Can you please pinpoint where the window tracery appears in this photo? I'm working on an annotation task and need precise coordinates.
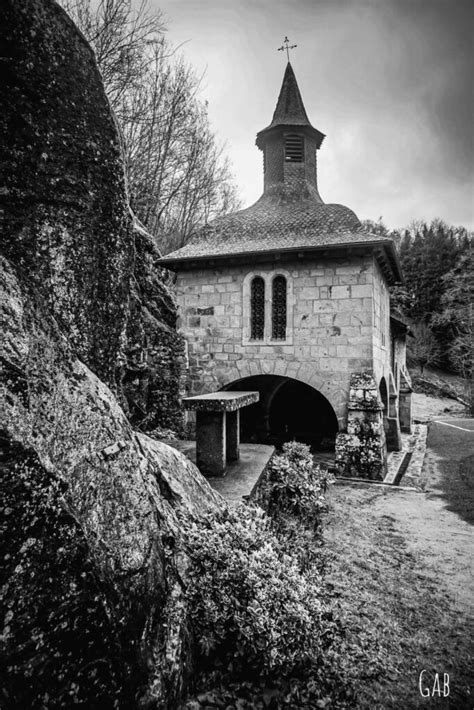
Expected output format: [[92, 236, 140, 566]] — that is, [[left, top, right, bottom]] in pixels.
[[250, 276, 265, 340], [272, 275, 287, 339]]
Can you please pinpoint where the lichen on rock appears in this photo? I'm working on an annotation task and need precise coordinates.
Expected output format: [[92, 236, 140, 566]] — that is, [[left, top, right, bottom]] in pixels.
[[0, 2, 224, 707]]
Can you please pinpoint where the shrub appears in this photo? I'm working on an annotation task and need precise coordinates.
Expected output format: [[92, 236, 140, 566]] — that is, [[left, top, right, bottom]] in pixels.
[[257, 441, 334, 526], [184, 504, 336, 684]]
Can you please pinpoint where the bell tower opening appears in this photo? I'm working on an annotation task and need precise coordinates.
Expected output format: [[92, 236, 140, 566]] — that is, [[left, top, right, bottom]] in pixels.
[[284, 133, 304, 162]]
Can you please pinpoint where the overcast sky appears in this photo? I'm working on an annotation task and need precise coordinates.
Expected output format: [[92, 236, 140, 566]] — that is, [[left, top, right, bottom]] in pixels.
[[151, 0, 473, 231]]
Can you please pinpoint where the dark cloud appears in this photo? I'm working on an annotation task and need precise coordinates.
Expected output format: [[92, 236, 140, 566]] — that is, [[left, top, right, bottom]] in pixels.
[[150, 0, 474, 228]]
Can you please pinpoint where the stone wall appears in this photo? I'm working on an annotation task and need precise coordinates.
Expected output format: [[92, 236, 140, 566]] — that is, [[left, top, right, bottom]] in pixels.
[[176, 253, 379, 428], [371, 258, 392, 389]]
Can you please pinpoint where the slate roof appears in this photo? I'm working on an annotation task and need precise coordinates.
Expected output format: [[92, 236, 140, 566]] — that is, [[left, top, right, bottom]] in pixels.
[[256, 62, 325, 149], [159, 62, 402, 283], [159, 191, 402, 282]]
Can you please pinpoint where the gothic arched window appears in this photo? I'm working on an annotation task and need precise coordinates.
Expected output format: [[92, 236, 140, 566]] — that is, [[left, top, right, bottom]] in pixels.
[[250, 276, 265, 340], [272, 275, 287, 340]]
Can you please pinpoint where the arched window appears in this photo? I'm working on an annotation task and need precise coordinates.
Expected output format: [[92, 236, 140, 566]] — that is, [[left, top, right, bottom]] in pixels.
[[284, 134, 304, 162], [272, 275, 287, 340], [250, 276, 265, 340]]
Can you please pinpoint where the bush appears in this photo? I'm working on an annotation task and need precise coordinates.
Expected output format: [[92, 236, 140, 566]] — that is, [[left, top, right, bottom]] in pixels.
[[256, 441, 334, 526], [184, 505, 336, 683]]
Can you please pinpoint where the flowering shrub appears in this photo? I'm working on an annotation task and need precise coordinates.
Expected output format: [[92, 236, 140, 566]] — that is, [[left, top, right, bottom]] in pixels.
[[184, 505, 337, 683]]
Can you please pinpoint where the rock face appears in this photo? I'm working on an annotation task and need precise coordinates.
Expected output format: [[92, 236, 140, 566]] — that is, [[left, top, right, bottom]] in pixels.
[[0, 0, 184, 431], [124, 230, 186, 434], [0, 2, 223, 707]]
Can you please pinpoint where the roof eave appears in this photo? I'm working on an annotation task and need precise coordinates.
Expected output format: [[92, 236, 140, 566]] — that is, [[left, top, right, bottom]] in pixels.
[[159, 238, 403, 284], [256, 123, 325, 150]]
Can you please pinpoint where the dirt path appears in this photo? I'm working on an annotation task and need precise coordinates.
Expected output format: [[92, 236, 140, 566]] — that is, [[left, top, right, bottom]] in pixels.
[[322, 402, 474, 709]]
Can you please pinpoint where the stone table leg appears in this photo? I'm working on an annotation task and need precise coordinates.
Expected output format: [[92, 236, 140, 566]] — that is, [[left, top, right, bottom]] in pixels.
[[226, 410, 240, 462], [196, 410, 226, 476]]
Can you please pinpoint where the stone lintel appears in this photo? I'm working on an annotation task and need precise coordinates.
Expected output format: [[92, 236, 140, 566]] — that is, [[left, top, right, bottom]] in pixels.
[[183, 390, 259, 412]]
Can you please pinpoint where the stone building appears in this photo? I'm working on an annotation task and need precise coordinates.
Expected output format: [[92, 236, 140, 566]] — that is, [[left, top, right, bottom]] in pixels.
[[160, 62, 412, 479]]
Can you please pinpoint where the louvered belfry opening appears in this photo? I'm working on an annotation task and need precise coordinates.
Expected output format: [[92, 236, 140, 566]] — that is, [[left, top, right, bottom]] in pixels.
[[250, 276, 265, 340], [284, 133, 303, 162], [272, 275, 287, 340]]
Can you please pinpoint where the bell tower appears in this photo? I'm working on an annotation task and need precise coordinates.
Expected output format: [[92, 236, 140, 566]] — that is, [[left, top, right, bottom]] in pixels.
[[256, 62, 325, 202]]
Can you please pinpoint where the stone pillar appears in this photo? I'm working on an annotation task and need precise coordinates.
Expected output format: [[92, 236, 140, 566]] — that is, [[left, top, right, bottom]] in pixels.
[[399, 369, 413, 434], [226, 410, 240, 461], [196, 411, 226, 476], [385, 375, 402, 450], [335, 372, 387, 481], [385, 416, 402, 450], [399, 389, 412, 433]]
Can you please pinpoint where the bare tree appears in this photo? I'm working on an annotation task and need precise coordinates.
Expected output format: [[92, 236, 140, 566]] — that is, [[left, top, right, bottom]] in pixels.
[[407, 321, 442, 375], [59, 0, 240, 252]]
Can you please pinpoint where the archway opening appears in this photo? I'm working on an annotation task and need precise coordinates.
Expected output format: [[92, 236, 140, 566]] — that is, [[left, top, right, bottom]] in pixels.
[[379, 377, 388, 412], [222, 375, 338, 451], [379, 376, 388, 431]]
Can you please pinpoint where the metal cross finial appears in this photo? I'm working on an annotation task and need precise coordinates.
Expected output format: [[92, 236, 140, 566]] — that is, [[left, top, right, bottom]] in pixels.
[[277, 36, 297, 62]]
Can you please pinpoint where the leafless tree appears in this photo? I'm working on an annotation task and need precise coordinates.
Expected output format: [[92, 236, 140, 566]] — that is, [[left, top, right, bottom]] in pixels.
[[59, 0, 240, 252], [407, 321, 442, 375]]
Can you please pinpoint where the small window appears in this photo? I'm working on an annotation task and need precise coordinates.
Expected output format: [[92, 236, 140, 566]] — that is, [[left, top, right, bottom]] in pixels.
[[284, 134, 303, 162], [272, 275, 287, 340], [250, 276, 265, 340]]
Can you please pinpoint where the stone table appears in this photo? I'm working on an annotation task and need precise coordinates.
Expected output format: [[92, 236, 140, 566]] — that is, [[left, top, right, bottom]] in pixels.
[[183, 391, 259, 476]]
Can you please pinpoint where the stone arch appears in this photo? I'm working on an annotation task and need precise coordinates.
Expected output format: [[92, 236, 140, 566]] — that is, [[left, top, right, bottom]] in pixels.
[[221, 374, 339, 450], [215, 359, 348, 429], [379, 377, 388, 412], [379, 376, 389, 436]]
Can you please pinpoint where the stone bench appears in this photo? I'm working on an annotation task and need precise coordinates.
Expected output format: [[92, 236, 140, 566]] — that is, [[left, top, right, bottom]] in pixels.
[[183, 391, 259, 476]]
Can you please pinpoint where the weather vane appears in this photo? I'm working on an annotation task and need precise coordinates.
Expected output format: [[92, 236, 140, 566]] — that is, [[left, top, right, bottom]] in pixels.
[[277, 36, 297, 62]]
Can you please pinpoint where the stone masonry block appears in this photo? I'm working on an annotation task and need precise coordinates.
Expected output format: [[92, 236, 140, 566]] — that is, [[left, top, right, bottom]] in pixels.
[[350, 284, 372, 298], [313, 300, 337, 313], [330, 285, 351, 299], [299, 287, 320, 300]]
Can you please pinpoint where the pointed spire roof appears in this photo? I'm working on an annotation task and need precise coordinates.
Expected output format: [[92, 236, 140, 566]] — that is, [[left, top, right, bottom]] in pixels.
[[256, 62, 325, 148], [271, 62, 311, 127]]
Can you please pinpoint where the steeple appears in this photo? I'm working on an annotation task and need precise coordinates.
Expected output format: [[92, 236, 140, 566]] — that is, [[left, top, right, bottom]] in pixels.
[[256, 62, 325, 202]]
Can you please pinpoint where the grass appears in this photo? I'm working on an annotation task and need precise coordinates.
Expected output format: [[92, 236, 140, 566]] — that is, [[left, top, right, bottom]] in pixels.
[[321, 483, 474, 709]]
